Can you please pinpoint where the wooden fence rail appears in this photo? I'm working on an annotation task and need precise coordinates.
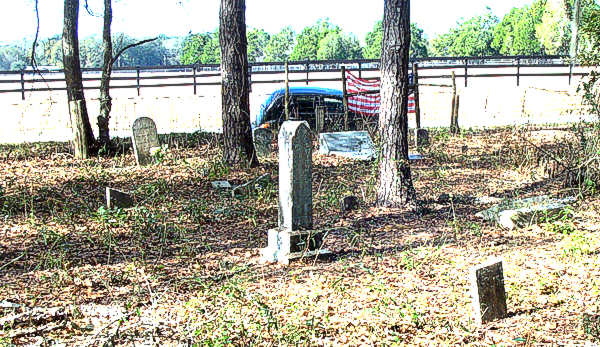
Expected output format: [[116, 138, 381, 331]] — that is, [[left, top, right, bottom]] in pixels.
[[0, 55, 592, 100]]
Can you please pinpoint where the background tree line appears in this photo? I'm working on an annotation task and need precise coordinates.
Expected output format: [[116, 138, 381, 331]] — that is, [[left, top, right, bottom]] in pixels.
[[1, 0, 599, 71]]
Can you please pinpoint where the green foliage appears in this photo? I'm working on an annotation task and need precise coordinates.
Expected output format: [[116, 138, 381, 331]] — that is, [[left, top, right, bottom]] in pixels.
[[264, 27, 295, 62], [536, 0, 571, 54], [492, 1, 545, 55], [290, 19, 340, 61], [181, 31, 221, 65], [316, 31, 362, 60], [431, 9, 500, 56], [247, 28, 270, 63], [363, 22, 429, 59]]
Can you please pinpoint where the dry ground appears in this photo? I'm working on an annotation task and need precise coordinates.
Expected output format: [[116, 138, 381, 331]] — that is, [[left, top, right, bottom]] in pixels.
[[0, 127, 599, 346]]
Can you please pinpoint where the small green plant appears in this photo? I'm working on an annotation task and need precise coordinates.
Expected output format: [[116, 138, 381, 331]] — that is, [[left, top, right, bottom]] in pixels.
[[151, 144, 169, 164], [583, 314, 600, 341], [202, 158, 230, 180], [560, 230, 595, 259], [543, 207, 576, 235]]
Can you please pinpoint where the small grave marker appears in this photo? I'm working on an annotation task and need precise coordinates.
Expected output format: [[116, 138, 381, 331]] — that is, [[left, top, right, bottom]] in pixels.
[[131, 117, 160, 166], [253, 128, 273, 157], [470, 259, 508, 325], [261, 121, 329, 265], [106, 187, 134, 209]]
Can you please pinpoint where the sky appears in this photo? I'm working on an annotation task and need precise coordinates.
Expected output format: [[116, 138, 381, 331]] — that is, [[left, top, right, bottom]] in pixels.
[[1, 0, 535, 45]]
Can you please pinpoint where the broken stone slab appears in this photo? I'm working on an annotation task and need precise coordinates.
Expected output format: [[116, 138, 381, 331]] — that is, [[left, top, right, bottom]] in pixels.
[[106, 187, 134, 209], [470, 259, 508, 326], [231, 174, 271, 197], [260, 228, 330, 265], [475, 195, 576, 230], [211, 181, 232, 190], [319, 131, 376, 161], [340, 195, 359, 213]]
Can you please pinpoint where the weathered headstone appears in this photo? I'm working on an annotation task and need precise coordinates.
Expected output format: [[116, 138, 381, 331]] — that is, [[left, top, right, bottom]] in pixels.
[[106, 187, 134, 209], [414, 128, 430, 147], [253, 128, 273, 157], [340, 195, 359, 214], [261, 121, 329, 265], [131, 117, 160, 166], [470, 259, 508, 325], [319, 131, 376, 160]]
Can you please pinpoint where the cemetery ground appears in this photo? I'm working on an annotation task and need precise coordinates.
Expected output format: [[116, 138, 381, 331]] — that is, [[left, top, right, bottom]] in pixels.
[[0, 126, 599, 345]]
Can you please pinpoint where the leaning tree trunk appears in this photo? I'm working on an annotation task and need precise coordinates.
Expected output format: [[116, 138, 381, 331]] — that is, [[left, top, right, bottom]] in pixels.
[[63, 0, 95, 158], [97, 0, 113, 149], [219, 0, 258, 167], [376, 0, 416, 207]]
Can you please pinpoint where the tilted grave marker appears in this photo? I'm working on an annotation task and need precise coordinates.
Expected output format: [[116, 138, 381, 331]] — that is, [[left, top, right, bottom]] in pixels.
[[470, 259, 508, 325], [105, 187, 134, 209], [261, 121, 329, 265], [131, 117, 160, 166]]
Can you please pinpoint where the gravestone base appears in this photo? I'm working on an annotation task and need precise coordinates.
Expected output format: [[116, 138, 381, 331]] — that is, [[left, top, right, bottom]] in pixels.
[[260, 228, 330, 265]]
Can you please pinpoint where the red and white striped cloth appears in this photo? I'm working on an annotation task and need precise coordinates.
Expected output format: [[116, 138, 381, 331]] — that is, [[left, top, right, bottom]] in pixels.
[[346, 71, 415, 116]]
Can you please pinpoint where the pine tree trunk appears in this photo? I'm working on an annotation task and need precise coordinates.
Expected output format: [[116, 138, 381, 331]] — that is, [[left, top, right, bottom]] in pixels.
[[98, 0, 113, 149], [377, 0, 416, 208], [219, 0, 258, 167], [63, 0, 95, 158]]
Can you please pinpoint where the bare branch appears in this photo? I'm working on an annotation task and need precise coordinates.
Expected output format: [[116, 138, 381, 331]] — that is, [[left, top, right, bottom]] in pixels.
[[30, 0, 40, 70], [83, 0, 98, 16], [111, 37, 159, 66]]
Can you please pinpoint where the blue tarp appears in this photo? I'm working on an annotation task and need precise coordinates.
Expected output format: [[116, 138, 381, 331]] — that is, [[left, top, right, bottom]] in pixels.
[[252, 87, 343, 128]]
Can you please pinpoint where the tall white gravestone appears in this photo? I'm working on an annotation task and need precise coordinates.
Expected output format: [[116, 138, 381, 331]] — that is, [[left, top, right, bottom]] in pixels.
[[131, 117, 160, 166], [261, 121, 329, 265]]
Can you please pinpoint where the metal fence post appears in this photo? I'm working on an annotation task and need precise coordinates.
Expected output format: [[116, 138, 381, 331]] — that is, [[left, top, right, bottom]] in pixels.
[[464, 59, 468, 87], [569, 63, 573, 85], [358, 62, 362, 78], [20, 70, 25, 100], [305, 61, 310, 85], [516, 58, 521, 87], [193, 66, 197, 95], [136, 67, 141, 96]]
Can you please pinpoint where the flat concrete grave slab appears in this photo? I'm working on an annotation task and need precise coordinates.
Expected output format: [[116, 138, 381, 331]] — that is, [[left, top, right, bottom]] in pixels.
[[476, 195, 576, 230], [319, 131, 376, 161], [132, 117, 160, 166], [470, 259, 508, 325], [211, 181, 232, 189], [106, 187, 134, 209]]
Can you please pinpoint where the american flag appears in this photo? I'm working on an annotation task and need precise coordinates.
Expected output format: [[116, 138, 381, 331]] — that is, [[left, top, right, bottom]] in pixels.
[[346, 71, 415, 116]]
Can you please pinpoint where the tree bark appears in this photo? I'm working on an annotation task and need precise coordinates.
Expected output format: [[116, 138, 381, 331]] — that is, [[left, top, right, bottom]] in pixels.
[[63, 0, 95, 158], [376, 0, 416, 208], [97, 0, 113, 149], [219, 0, 258, 167]]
